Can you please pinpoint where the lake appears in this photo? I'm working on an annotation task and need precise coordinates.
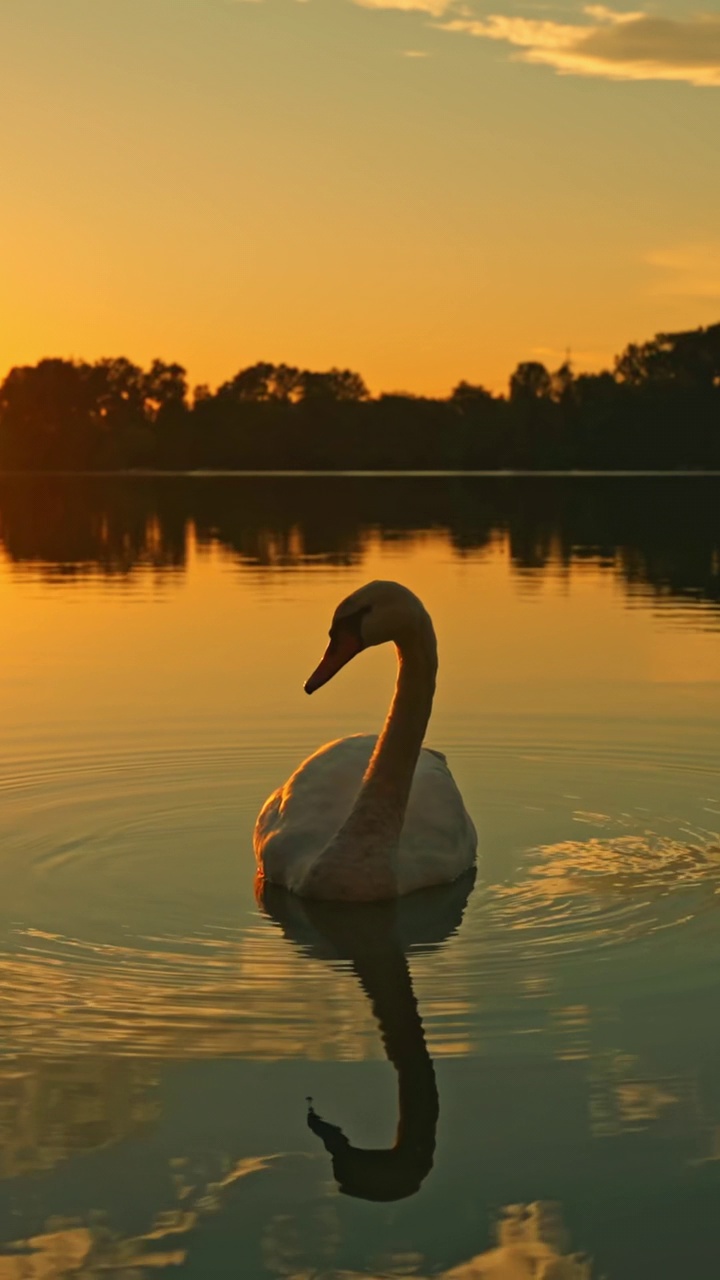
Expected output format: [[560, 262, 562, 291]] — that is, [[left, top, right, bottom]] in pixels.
[[1, 474, 719, 1278]]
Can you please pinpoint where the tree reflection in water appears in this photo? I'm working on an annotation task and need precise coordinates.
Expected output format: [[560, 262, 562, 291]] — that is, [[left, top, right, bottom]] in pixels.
[[1, 476, 719, 614]]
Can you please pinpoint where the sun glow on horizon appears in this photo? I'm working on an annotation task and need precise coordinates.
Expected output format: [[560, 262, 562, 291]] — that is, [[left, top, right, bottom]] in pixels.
[[0, 0, 717, 397]]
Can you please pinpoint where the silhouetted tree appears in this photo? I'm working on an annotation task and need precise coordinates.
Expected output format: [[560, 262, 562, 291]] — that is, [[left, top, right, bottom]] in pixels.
[[450, 381, 495, 409], [1, 322, 719, 472], [549, 360, 574, 405], [509, 361, 552, 403], [217, 362, 278, 403], [616, 324, 720, 390], [217, 362, 302, 404], [0, 359, 98, 468], [143, 360, 188, 417], [297, 368, 369, 403]]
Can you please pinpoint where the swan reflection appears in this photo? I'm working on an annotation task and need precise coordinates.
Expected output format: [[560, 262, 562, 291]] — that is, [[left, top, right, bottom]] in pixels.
[[258, 869, 476, 1202]]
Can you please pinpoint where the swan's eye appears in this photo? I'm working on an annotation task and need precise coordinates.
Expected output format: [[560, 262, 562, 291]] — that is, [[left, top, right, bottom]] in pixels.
[[330, 604, 372, 647]]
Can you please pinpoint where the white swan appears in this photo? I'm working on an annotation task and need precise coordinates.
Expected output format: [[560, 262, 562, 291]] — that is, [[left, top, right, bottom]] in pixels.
[[254, 580, 477, 901]]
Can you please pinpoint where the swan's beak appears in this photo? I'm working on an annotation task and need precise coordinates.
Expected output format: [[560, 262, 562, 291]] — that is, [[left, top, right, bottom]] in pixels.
[[304, 633, 363, 694]]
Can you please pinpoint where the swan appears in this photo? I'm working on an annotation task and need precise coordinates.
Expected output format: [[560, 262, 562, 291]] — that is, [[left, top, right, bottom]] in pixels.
[[254, 580, 477, 901], [258, 871, 475, 1200]]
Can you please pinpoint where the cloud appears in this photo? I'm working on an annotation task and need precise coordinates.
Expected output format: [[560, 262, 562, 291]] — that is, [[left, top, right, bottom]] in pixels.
[[646, 245, 720, 298], [437, 7, 720, 86], [402, 48, 432, 56], [532, 344, 609, 365], [355, 0, 453, 15]]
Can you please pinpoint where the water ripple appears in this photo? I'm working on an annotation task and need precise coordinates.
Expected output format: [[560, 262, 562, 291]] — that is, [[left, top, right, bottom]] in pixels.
[[1, 728, 719, 1061], [479, 833, 720, 961]]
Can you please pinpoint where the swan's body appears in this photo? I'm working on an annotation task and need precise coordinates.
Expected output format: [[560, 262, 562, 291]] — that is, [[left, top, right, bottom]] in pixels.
[[256, 733, 475, 897], [254, 581, 477, 902]]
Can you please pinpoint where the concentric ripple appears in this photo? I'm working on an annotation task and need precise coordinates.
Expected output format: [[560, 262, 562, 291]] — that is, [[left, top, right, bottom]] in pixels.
[[1, 714, 719, 1061], [483, 831, 720, 958]]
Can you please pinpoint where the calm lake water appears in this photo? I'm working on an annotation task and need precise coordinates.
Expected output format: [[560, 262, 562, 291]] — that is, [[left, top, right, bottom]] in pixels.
[[1, 475, 720, 1278]]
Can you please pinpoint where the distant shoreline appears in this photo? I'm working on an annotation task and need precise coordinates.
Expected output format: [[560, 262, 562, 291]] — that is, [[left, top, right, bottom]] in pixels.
[[4, 328, 719, 472], [2, 469, 720, 480]]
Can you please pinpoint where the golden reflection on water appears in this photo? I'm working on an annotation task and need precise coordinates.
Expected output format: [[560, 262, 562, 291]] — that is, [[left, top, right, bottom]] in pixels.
[[589, 1050, 703, 1141], [0, 1058, 158, 1180], [0, 1154, 284, 1279], [0, 1196, 594, 1280], [260, 1201, 596, 1280], [1, 823, 719, 1061], [2, 522, 720, 747], [1, 483, 720, 1277], [0, 1224, 187, 1278], [0, 925, 385, 1059], [441, 1203, 593, 1280]]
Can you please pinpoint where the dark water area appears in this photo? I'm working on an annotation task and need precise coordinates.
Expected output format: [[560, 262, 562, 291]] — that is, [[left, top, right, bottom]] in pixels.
[[1, 475, 719, 1278], [1, 473, 720, 611]]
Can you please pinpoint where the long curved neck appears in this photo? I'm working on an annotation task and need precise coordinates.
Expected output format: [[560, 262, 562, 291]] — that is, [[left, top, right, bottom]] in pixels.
[[355, 617, 438, 832], [356, 947, 438, 1161], [307, 942, 438, 1200], [301, 614, 438, 900]]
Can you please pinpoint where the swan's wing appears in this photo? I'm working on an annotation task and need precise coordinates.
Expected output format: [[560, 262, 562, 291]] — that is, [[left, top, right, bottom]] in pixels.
[[255, 735, 476, 896], [254, 735, 376, 891], [397, 747, 477, 893]]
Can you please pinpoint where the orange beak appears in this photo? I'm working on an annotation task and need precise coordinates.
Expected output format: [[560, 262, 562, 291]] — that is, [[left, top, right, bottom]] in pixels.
[[304, 632, 363, 694]]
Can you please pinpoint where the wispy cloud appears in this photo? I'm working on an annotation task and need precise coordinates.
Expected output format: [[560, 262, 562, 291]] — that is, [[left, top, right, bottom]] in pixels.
[[647, 245, 720, 298], [532, 344, 609, 365], [437, 7, 720, 86], [355, 0, 453, 15]]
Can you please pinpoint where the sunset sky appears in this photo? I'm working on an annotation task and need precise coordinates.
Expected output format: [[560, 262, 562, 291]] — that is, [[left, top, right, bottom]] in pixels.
[[1, 0, 718, 395]]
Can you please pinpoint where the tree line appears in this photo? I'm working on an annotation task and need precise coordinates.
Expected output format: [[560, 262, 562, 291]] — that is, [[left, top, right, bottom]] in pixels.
[[0, 323, 718, 471]]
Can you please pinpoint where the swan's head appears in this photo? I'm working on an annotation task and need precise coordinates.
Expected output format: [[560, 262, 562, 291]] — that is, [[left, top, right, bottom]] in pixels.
[[304, 580, 430, 695]]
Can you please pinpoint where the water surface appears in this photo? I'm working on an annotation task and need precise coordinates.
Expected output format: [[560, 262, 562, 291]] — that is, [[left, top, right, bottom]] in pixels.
[[1, 476, 719, 1277]]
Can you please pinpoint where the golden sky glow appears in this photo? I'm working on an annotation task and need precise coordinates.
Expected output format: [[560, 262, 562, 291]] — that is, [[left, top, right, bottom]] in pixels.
[[0, 0, 718, 394]]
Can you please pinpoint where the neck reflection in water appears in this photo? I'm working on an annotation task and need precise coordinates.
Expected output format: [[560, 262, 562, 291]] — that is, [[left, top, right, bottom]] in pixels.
[[258, 870, 475, 1203]]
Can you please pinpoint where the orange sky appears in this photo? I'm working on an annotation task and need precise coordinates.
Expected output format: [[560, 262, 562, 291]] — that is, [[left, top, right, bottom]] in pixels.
[[1, 0, 718, 395]]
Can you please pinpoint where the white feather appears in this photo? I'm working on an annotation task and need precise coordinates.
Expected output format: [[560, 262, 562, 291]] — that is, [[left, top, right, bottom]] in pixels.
[[255, 733, 477, 895]]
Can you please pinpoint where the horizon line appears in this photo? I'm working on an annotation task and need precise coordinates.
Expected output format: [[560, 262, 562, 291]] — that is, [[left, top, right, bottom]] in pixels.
[[3, 469, 720, 480]]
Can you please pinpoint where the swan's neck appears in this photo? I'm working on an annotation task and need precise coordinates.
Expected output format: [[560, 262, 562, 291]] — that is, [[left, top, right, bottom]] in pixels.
[[307, 942, 438, 1199], [301, 615, 438, 900], [357, 947, 438, 1160], [358, 618, 438, 826]]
